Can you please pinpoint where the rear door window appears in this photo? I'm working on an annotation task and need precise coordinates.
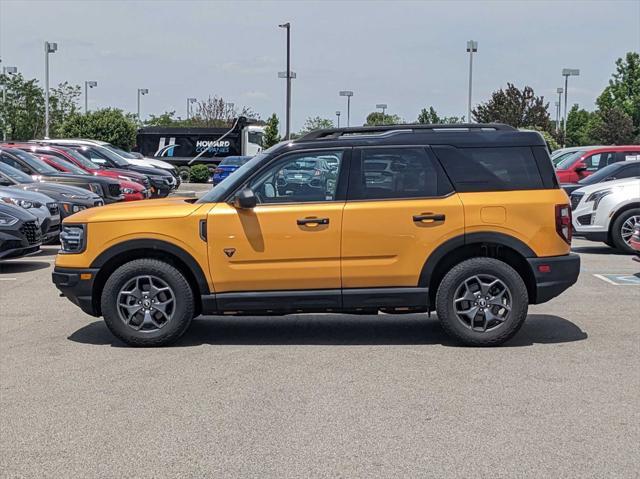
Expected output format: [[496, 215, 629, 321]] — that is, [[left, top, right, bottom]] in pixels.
[[432, 146, 544, 191]]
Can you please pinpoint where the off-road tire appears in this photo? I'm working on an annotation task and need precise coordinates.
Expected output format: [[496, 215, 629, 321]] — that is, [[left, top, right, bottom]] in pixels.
[[177, 166, 191, 183], [610, 208, 640, 254], [435, 257, 529, 347], [101, 259, 194, 347]]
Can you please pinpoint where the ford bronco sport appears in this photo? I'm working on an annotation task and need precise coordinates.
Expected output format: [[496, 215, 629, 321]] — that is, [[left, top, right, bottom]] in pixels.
[[53, 124, 580, 347]]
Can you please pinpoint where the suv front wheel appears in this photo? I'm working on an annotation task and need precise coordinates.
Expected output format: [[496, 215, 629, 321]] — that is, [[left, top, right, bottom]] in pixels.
[[435, 258, 528, 346], [101, 259, 195, 347]]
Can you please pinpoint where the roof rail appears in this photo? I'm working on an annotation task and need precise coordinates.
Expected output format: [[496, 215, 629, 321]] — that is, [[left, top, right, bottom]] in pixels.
[[297, 123, 515, 141]]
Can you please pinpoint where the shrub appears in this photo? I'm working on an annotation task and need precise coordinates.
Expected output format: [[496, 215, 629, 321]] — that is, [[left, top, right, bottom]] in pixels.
[[189, 164, 210, 183]]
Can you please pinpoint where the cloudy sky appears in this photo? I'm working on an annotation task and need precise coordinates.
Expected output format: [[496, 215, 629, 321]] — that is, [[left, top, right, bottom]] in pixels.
[[1, 0, 638, 132]]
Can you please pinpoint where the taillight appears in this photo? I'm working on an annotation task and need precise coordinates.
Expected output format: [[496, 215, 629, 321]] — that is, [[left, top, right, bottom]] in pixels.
[[555, 204, 572, 244]]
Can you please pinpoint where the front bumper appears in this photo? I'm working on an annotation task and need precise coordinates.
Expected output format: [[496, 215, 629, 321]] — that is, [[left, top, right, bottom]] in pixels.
[[52, 267, 100, 316], [527, 254, 581, 304]]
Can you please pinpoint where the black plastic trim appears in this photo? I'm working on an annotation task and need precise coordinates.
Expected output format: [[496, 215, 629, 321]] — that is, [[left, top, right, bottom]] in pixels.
[[527, 254, 580, 304]]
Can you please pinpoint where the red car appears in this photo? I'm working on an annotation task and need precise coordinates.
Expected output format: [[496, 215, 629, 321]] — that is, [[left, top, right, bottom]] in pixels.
[[555, 146, 640, 183], [38, 154, 149, 202], [4, 142, 152, 192]]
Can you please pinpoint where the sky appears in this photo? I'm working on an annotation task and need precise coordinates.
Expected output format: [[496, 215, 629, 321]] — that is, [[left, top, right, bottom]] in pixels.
[[1, 0, 639, 133]]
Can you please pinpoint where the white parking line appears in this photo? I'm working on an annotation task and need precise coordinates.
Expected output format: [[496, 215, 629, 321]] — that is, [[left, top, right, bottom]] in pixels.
[[594, 274, 640, 285]]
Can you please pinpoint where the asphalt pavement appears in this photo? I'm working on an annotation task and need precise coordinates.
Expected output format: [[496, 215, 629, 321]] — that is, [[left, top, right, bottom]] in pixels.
[[1, 236, 638, 478]]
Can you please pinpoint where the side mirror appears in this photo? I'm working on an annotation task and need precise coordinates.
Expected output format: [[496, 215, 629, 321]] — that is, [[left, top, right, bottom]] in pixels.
[[575, 162, 587, 173], [233, 187, 257, 209]]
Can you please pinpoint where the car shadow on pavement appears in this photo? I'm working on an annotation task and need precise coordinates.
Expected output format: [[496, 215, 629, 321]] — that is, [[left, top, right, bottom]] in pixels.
[[0, 261, 51, 273], [571, 245, 626, 255], [68, 314, 587, 348]]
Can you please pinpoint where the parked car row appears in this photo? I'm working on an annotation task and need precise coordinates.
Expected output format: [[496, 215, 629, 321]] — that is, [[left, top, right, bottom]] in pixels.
[[552, 145, 640, 254], [0, 138, 183, 260]]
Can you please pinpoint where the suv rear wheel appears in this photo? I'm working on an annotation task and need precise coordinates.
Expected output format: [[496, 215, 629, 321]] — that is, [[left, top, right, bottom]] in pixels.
[[101, 259, 195, 347], [610, 208, 640, 254], [435, 258, 528, 346]]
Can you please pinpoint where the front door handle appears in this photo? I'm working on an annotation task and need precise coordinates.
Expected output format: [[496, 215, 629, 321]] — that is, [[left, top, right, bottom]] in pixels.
[[297, 217, 329, 226], [413, 213, 446, 223]]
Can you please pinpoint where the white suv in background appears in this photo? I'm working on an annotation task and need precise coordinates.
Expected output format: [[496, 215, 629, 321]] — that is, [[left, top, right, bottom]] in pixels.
[[570, 177, 640, 253]]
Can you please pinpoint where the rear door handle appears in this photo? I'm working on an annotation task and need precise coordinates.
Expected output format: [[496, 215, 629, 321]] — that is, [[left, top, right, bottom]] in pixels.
[[413, 213, 446, 223], [297, 217, 330, 226]]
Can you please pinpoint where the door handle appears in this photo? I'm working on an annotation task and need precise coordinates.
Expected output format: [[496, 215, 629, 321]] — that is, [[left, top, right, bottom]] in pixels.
[[297, 217, 329, 226], [413, 213, 446, 223]]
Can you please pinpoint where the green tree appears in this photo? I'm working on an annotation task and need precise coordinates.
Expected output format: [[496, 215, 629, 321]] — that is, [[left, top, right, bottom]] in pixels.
[[472, 83, 551, 131], [49, 81, 81, 136], [299, 116, 334, 133], [263, 113, 281, 148], [596, 52, 640, 132], [0, 73, 45, 140], [522, 126, 560, 151], [144, 111, 184, 127], [417, 106, 464, 124], [565, 105, 595, 146], [59, 108, 138, 149], [586, 107, 635, 145], [364, 112, 402, 126]]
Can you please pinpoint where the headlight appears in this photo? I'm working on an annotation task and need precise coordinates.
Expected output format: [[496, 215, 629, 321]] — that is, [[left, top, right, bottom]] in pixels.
[[88, 183, 103, 194], [585, 189, 613, 210], [2, 197, 38, 209], [121, 188, 137, 194], [0, 211, 19, 226], [60, 224, 86, 253], [61, 203, 87, 213], [60, 192, 88, 200]]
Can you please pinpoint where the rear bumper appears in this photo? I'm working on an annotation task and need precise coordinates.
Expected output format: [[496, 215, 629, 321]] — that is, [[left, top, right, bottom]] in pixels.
[[527, 254, 580, 304], [52, 267, 100, 316]]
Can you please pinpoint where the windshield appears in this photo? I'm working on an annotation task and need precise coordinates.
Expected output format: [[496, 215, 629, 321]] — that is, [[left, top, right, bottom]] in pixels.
[[94, 145, 130, 167], [11, 149, 60, 174], [51, 157, 89, 175], [556, 151, 585, 170], [0, 162, 34, 183], [103, 143, 136, 159], [552, 150, 582, 166], [61, 148, 102, 170]]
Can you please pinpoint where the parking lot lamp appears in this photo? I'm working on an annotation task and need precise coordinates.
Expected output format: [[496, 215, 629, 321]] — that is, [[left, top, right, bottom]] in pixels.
[[186, 97, 197, 119], [84, 81, 97, 114], [335, 110, 341, 128], [339, 91, 353, 127], [561, 69, 579, 147], [556, 87, 563, 133], [2, 66, 18, 141], [137, 88, 149, 122], [466, 40, 478, 123], [44, 41, 58, 138], [278, 22, 292, 140]]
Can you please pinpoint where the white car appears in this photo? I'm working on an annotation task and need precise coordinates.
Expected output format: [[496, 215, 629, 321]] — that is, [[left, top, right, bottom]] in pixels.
[[35, 139, 176, 172], [570, 177, 640, 253]]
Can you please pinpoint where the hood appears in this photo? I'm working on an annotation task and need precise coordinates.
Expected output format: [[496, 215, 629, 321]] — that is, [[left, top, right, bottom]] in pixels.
[[573, 177, 640, 196], [102, 168, 148, 181], [0, 202, 38, 222], [16, 182, 97, 200], [65, 197, 204, 224], [129, 157, 176, 170], [127, 164, 173, 177], [0, 186, 56, 204]]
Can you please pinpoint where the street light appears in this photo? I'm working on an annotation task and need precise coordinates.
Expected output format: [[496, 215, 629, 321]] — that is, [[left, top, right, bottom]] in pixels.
[[339, 91, 353, 127], [561, 68, 579, 146], [137, 88, 149, 122], [44, 41, 58, 138], [335, 111, 341, 128], [376, 103, 387, 116], [466, 40, 478, 123], [2, 66, 18, 141], [278, 22, 292, 140], [186, 97, 197, 119], [556, 87, 563, 133], [84, 81, 97, 113]]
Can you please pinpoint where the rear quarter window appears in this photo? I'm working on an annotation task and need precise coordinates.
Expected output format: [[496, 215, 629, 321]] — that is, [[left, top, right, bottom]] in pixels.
[[432, 146, 545, 192]]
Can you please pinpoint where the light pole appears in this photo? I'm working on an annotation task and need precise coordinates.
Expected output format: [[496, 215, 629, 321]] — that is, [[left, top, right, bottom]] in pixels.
[[186, 97, 196, 119], [2, 65, 18, 141], [278, 22, 292, 140], [44, 41, 58, 138], [561, 69, 579, 146], [84, 81, 97, 113], [466, 40, 478, 123], [335, 111, 341, 128], [556, 87, 563, 134], [339, 91, 353, 127], [376, 103, 387, 116], [137, 88, 149, 122]]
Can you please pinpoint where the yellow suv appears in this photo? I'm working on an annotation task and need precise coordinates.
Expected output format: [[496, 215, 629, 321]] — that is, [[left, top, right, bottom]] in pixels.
[[53, 124, 580, 347]]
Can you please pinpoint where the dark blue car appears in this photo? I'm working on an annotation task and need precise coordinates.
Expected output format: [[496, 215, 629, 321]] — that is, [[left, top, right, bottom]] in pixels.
[[212, 156, 252, 185]]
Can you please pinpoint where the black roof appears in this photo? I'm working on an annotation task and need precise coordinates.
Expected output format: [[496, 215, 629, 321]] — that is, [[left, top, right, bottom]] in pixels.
[[289, 123, 546, 149]]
